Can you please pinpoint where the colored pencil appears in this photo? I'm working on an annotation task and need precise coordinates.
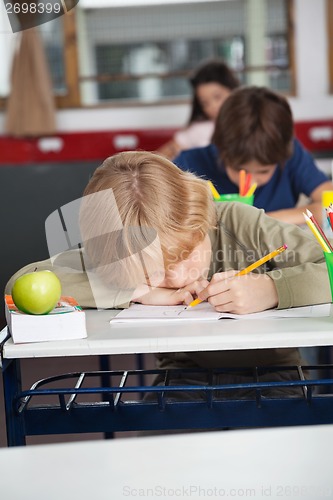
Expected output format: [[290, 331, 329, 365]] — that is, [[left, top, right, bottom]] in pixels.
[[303, 212, 332, 253], [245, 182, 257, 197], [329, 212, 333, 232], [243, 173, 252, 197], [187, 244, 288, 308], [305, 209, 333, 252], [326, 206, 333, 232], [207, 180, 220, 200], [239, 170, 246, 196]]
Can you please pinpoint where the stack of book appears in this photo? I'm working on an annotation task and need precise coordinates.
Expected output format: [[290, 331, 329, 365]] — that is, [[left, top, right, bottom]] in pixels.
[[5, 295, 87, 344]]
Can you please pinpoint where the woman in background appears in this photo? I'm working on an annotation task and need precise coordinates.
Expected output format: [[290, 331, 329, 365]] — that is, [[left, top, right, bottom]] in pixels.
[[156, 59, 240, 160]]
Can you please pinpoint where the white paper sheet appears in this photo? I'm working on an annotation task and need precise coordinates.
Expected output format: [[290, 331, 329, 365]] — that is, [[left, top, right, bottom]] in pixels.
[[110, 302, 332, 323]]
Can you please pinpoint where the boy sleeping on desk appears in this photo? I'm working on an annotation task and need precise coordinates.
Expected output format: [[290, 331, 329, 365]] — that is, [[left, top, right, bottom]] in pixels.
[[6, 151, 332, 398]]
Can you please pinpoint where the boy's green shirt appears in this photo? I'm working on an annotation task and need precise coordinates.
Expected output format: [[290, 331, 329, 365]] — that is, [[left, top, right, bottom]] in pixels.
[[6, 203, 331, 368], [211, 202, 330, 309]]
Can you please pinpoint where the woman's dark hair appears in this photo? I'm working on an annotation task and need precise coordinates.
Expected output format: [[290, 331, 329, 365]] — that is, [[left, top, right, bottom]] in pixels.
[[188, 59, 240, 124], [212, 86, 294, 168]]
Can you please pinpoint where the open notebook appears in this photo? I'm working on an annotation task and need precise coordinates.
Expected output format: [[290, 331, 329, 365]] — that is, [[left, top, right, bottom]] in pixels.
[[110, 302, 332, 323]]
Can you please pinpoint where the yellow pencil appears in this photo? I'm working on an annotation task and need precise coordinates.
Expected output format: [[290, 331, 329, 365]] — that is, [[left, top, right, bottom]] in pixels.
[[187, 297, 202, 308], [303, 213, 332, 253], [245, 182, 257, 197], [236, 244, 288, 275], [207, 180, 220, 200], [187, 244, 288, 308]]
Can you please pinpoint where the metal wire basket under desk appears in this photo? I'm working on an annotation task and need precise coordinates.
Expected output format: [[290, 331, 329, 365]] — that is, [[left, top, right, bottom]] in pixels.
[[8, 365, 333, 443]]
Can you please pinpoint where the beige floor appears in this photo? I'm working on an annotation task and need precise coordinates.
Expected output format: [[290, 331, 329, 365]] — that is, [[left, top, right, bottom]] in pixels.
[[0, 353, 156, 447]]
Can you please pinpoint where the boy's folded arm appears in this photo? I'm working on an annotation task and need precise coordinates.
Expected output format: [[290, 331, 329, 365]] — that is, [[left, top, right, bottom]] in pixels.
[[5, 252, 132, 310]]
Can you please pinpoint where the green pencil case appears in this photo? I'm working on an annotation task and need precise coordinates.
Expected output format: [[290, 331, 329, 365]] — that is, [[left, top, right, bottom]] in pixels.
[[324, 252, 333, 301], [215, 194, 254, 206]]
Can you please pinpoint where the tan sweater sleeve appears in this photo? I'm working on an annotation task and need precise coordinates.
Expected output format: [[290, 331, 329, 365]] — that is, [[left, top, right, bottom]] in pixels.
[[5, 250, 132, 310], [257, 210, 330, 308], [217, 203, 331, 309]]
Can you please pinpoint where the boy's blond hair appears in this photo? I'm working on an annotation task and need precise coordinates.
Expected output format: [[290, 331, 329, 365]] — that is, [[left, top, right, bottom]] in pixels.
[[79, 151, 216, 289]]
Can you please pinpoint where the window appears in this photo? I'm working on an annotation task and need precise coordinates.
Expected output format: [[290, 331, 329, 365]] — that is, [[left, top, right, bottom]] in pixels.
[[0, 8, 79, 109], [94, 38, 244, 102], [78, 0, 294, 105], [40, 17, 67, 94], [0, 0, 294, 109]]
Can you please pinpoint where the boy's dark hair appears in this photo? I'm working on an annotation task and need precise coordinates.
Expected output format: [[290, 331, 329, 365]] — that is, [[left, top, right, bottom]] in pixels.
[[212, 86, 294, 169], [188, 59, 240, 124]]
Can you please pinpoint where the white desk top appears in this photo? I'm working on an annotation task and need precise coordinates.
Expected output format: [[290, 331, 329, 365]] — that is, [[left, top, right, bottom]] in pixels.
[[2, 308, 333, 359], [0, 425, 332, 500]]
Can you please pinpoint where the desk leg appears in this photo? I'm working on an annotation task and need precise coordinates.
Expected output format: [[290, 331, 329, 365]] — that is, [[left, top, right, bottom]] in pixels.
[[318, 347, 333, 393], [2, 359, 26, 446], [99, 355, 114, 440]]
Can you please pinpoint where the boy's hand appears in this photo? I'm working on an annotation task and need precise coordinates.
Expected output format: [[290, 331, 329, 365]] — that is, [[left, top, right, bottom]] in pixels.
[[136, 287, 193, 306], [197, 271, 278, 314], [132, 279, 209, 306]]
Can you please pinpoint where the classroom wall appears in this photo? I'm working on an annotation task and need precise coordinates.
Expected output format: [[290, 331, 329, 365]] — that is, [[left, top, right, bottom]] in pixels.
[[290, 0, 333, 119], [0, 161, 100, 329], [0, 0, 332, 135]]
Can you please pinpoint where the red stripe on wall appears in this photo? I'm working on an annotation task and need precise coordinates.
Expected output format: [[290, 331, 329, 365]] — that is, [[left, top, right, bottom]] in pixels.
[[0, 120, 332, 164], [0, 129, 175, 165]]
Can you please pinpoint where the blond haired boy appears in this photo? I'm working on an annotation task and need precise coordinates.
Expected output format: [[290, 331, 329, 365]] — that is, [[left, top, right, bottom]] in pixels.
[[6, 151, 332, 393]]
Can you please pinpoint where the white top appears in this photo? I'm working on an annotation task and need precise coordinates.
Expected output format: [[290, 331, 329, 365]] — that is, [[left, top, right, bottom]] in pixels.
[[2, 307, 333, 359], [174, 120, 214, 149], [0, 424, 332, 500]]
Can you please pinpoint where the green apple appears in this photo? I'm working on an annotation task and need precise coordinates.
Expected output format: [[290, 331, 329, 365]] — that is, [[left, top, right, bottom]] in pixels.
[[12, 270, 62, 315]]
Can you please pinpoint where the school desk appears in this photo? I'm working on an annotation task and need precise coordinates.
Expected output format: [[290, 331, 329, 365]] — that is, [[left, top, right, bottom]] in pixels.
[[1, 424, 333, 500], [1, 309, 333, 446]]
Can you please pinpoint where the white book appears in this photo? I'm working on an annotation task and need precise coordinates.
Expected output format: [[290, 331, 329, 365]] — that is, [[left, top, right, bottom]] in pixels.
[[111, 302, 332, 323], [5, 295, 87, 344]]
